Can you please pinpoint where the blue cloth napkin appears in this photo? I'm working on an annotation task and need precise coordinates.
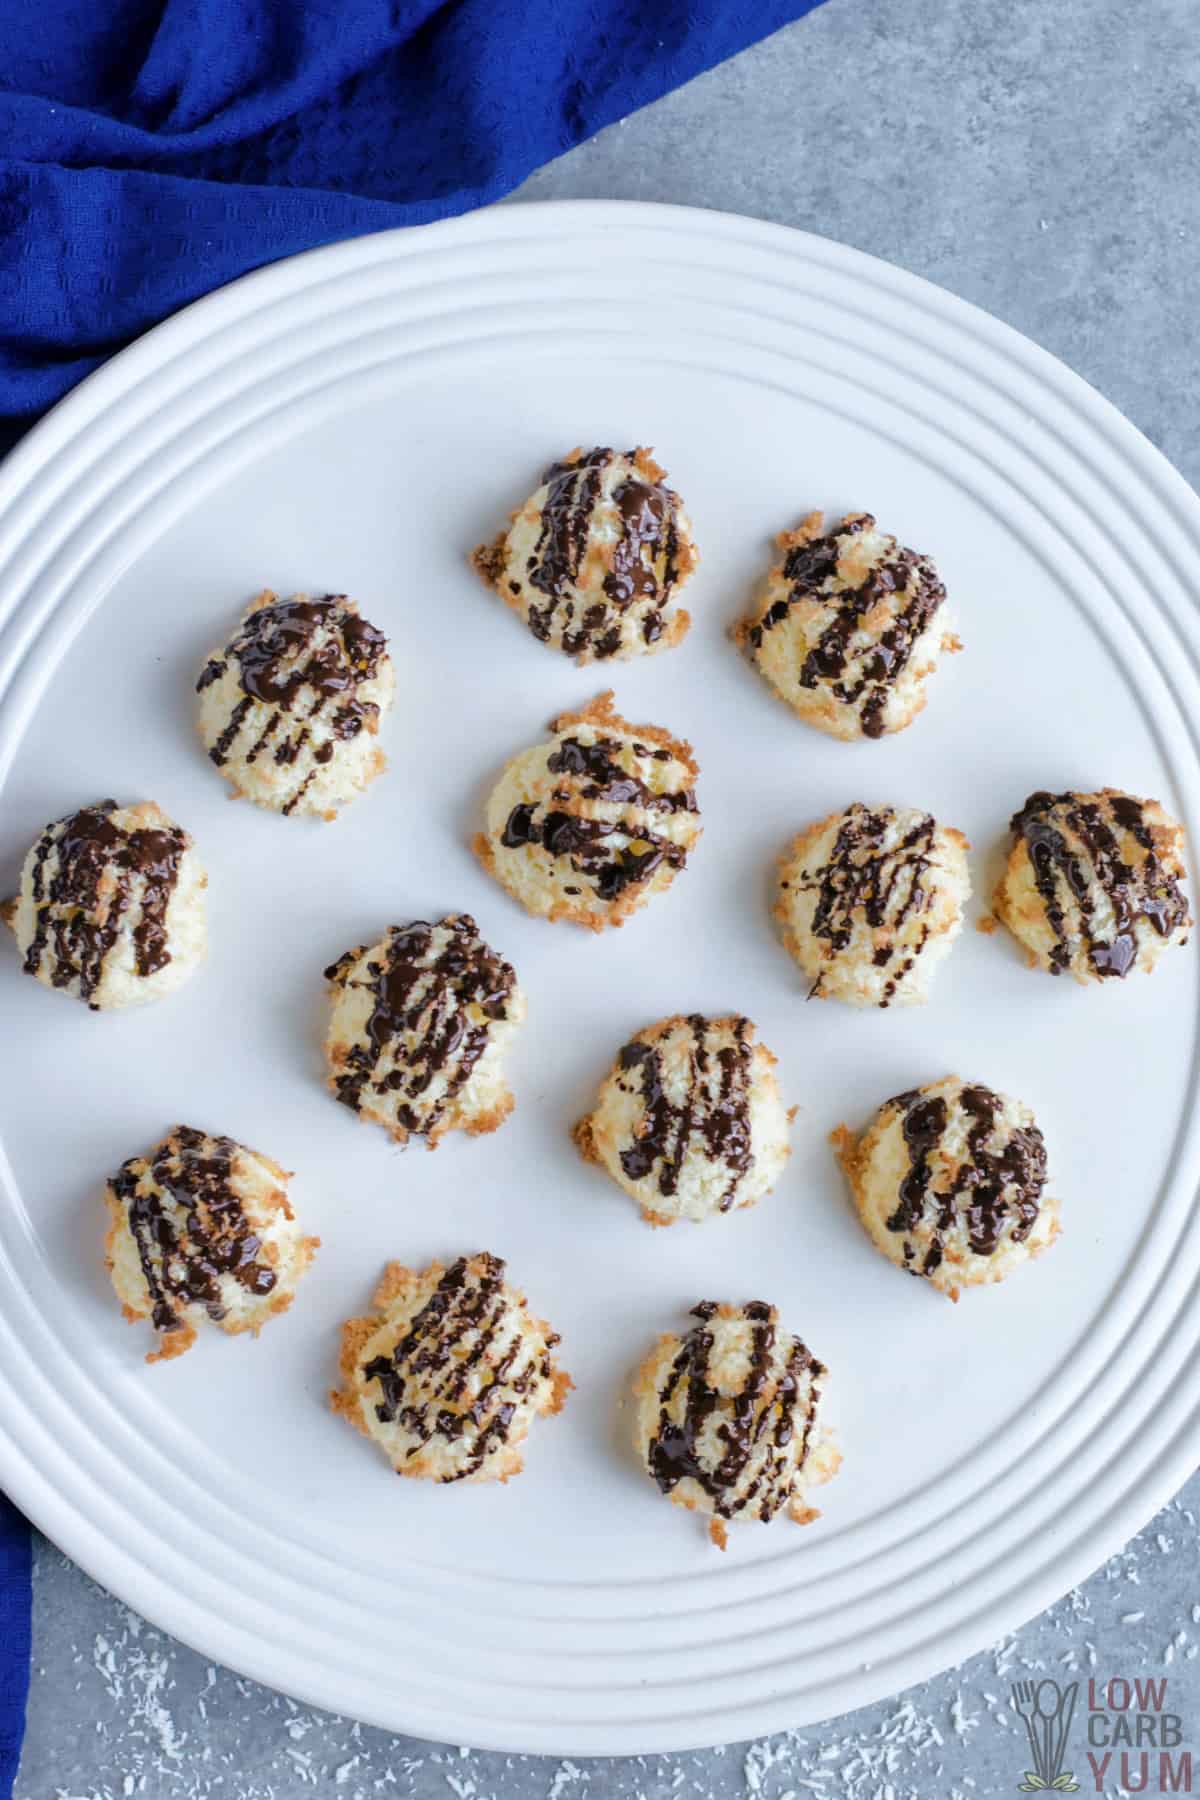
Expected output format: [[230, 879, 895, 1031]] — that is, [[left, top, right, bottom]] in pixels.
[[0, 1498, 31, 1800], [0, 0, 827, 426]]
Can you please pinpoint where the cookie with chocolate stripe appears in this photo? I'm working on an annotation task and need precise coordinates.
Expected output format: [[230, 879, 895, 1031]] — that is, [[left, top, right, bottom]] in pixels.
[[104, 1125, 318, 1363], [323, 914, 525, 1148], [575, 1014, 792, 1225], [332, 1253, 570, 1483], [197, 589, 394, 818], [833, 1076, 1059, 1300], [474, 691, 701, 931], [3, 799, 206, 1011], [633, 1300, 839, 1549], [472, 447, 698, 664], [736, 511, 960, 740], [775, 803, 970, 1007], [993, 788, 1190, 982]]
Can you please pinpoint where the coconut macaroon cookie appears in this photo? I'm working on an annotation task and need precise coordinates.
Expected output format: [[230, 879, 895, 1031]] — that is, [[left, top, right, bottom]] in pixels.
[[574, 1014, 792, 1225], [324, 914, 525, 1147], [833, 1076, 1058, 1301], [474, 691, 701, 930], [196, 590, 394, 818], [2, 799, 206, 1011], [633, 1300, 840, 1550], [993, 788, 1191, 983], [735, 511, 960, 740], [104, 1125, 318, 1363], [332, 1252, 571, 1483], [472, 447, 698, 663], [776, 803, 971, 1007]]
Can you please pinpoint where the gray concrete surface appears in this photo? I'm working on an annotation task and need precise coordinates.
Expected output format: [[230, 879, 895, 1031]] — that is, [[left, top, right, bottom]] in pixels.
[[14, 0, 1200, 1794]]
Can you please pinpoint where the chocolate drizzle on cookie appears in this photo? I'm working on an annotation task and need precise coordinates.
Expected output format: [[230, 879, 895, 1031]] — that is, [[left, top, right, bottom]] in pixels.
[[498, 728, 697, 907], [526, 450, 607, 614], [1010, 789, 1190, 979], [616, 1016, 755, 1211], [200, 594, 386, 794], [883, 1083, 1047, 1278], [361, 1253, 558, 1482], [647, 1301, 824, 1523], [326, 915, 517, 1139], [21, 801, 188, 1008], [796, 804, 939, 1005], [110, 1126, 278, 1335], [747, 514, 947, 737], [518, 449, 684, 659]]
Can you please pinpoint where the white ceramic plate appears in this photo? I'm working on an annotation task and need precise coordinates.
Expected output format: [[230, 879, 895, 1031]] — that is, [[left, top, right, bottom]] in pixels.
[[1, 202, 1199, 1756]]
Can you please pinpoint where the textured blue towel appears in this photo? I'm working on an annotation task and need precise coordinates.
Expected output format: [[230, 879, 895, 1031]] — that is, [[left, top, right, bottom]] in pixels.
[[0, 5, 831, 1786], [0, 0, 826, 426], [0, 1498, 30, 1800]]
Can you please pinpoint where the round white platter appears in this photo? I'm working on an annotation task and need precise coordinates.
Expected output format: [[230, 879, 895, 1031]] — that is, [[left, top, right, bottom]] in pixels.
[[0, 202, 1198, 1755]]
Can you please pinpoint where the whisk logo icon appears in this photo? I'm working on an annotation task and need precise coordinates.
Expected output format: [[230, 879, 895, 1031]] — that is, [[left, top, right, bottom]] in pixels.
[[1011, 1680, 1080, 1791]]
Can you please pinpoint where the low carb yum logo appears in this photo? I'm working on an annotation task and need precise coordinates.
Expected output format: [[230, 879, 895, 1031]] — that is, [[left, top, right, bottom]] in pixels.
[[1085, 1677, 1192, 1793], [1010, 1676, 1194, 1792]]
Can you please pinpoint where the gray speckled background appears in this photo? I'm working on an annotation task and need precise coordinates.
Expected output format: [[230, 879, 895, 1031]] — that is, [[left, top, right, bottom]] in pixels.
[[14, 1, 1200, 1795]]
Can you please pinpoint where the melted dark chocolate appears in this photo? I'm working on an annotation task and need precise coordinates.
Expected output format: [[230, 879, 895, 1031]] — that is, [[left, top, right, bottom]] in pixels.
[[362, 1252, 558, 1482], [603, 476, 678, 647], [1010, 790, 1190, 979], [883, 1083, 1047, 1278], [498, 731, 695, 907], [521, 450, 683, 658], [21, 801, 187, 1009], [110, 1126, 278, 1334], [748, 515, 945, 736], [528, 451, 609, 603], [795, 805, 938, 1007], [647, 1301, 824, 1523], [617, 1016, 754, 1211], [202, 595, 386, 775], [326, 916, 516, 1137], [545, 736, 696, 816]]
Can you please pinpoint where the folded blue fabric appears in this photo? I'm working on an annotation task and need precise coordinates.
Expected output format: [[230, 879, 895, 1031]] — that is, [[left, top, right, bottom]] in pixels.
[[0, 0, 826, 426], [0, 1498, 30, 1800]]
